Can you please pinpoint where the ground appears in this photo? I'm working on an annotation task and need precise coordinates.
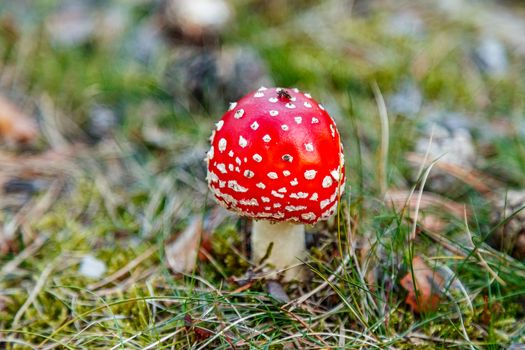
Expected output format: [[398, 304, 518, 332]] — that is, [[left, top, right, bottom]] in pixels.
[[0, 0, 525, 349]]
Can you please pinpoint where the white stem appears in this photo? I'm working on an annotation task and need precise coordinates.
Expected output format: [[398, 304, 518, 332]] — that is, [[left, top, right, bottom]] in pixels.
[[251, 220, 306, 281]]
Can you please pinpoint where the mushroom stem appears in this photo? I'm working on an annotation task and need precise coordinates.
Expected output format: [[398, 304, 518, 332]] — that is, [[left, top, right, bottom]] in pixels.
[[251, 220, 307, 281]]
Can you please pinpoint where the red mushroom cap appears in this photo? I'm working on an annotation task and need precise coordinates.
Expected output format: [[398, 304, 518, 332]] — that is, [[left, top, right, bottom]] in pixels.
[[206, 87, 345, 224]]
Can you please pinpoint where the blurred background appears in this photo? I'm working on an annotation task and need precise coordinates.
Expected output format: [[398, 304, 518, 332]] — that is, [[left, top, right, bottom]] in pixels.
[[1, 0, 525, 347]]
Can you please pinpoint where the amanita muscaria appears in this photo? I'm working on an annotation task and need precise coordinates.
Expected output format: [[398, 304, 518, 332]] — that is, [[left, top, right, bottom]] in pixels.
[[206, 87, 345, 281]]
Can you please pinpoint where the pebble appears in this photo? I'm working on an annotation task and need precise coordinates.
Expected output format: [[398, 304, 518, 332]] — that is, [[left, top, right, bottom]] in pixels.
[[79, 255, 107, 279]]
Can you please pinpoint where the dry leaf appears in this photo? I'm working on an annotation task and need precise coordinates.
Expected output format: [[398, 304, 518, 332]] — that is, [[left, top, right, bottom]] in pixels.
[[166, 217, 202, 274], [0, 95, 38, 144], [400, 256, 444, 313]]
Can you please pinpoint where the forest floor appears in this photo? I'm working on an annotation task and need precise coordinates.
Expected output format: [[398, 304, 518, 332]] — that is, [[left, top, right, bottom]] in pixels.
[[1, 0, 525, 348]]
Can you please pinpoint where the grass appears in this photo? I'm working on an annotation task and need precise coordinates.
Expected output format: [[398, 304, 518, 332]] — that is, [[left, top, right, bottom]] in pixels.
[[1, 0, 525, 348]]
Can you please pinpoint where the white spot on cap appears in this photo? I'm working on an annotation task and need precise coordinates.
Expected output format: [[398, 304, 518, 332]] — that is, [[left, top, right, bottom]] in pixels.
[[244, 170, 254, 178], [311, 117, 319, 124], [218, 138, 227, 152], [269, 97, 278, 103], [235, 167, 240, 172], [261, 196, 270, 203], [254, 91, 264, 98], [285, 205, 307, 212], [294, 116, 302, 124], [283, 170, 291, 176], [290, 192, 308, 199], [207, 146, 214, 160], [330, 124, 335, 138], [269, 110, 279, 116], [228, 150, 234, 157], [282, 154, 293, 162], [301, 212, 316, 221], [304, 143, 314, 152], [290, 178, 298, 186], [310, 193, 318, 201], [267, 172, 278, 179], [219, 181, 226, 188], [292, 88, 299, 93], [264, 207, 271, 211], [271, 190, 284, 198], [304, 101, 312, 108], [229, 102, 237, 110], [216, 120, 224, 130], [319, 104, 325, 110], [217, 163, 227, 174], [240, 198, 259, 206], [331, 169, 340, 181], [239, 135, 248, 148], [320, 199, 331, 209], [278, 187, 287, 193], [322, 176, 333, 188], [208, 171, 219, 183], [253, 154, 262, 162], [263, 135, 271, 142], [258, 86, 268, 91], [273, 203, 282, 208], [251, 121, 259, 130], [228, 164, 234, 171], [235, 157, 241, 165], [228, 180, 248, 192], [234, 109, 245, 119], [285, 103, 296, 109], [304, 93, 312, 98], [281, 124, 289, 131], [304, 170, 317, 180], [257, 183, 266, 189]]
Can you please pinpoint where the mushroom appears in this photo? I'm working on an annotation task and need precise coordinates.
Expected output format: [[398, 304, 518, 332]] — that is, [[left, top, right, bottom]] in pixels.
[[206, 87, 345, 281]]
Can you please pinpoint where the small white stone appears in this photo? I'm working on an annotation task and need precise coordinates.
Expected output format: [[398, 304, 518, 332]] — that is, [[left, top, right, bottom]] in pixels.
[[294, 116, 302, 124], [267, 172, 278, 179], [79, 255, 106, 279], [234, 109, 245, 119], [304, 101, 312, 108], [218, 138, 227, 152], [228, 102, 237, 110], [216, 120, 224, 130], [239, 135, 248, 148], [263, 134, 271, 142], [269, 110, 279, 116], [251, 121, 259, 130], [253, 154, 262, 162], [304, 170, 317, 180]]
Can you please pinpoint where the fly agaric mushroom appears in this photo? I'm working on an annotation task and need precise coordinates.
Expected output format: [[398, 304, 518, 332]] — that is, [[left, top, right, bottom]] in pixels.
[[206, 87, 345, 281]]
